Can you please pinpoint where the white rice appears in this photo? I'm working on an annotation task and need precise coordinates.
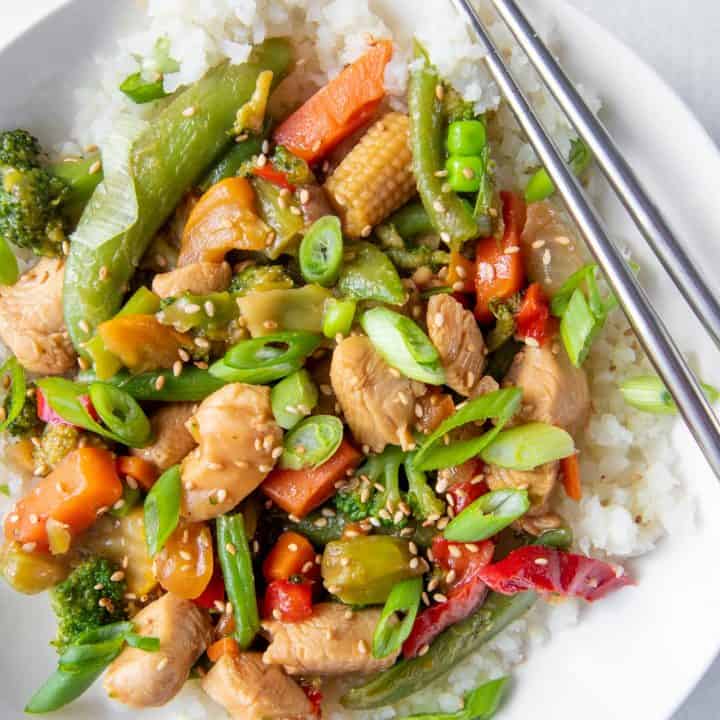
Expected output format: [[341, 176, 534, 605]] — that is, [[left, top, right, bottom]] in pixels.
[[0, 0, 694, 718]]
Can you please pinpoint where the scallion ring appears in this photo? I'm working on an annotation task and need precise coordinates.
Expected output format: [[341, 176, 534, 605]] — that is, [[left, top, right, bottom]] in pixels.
[[299, 216, 344, 287], [271, 369, 319, 430], [444, 489, 530, 542], [280, 415, 344, 470], [480, 422, 575, 471], [0, 357, 26, 432], [89, 383, 152, 447], [620, 374, 719, 415], [144, 465, 182, 556], [372, 577, 423, 659]]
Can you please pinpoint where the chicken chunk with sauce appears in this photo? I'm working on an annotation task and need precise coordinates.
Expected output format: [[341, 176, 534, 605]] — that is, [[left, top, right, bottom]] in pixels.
[[262, 602, 399, 675], [131, 403, 196, 471], [330, 335, 421, 452], [181, 383, 283, 521], [486, 461, 559, 516], [152, 261, 232, 299], [104, 593, 212, 708], [0, 258, 76, 374], [202, 653, 313, 720]]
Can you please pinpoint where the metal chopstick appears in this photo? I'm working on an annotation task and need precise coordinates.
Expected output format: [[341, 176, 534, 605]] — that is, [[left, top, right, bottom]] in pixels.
[[449, 0, 720, 479], [489, 0, 720, 352]]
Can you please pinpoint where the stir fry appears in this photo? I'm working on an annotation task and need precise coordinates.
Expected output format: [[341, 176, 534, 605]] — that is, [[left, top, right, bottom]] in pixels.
[[1, 35, 661, 719]]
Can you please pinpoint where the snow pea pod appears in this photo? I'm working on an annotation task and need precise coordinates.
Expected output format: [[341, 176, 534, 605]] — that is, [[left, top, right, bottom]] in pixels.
[[341, 591, 536, 709], [0, 236, 19, 285], [338, 242, 406, 305], [386, 201, 434, 239], [408, 46, 478, 251], [64, 39, 293, 353]]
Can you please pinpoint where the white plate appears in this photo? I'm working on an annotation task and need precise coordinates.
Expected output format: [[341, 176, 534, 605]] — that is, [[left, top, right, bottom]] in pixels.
[[1, 1, 720, 718]]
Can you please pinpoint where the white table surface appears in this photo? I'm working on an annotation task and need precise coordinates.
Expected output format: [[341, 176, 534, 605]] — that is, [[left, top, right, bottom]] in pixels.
[[0, 1, 717, 718]]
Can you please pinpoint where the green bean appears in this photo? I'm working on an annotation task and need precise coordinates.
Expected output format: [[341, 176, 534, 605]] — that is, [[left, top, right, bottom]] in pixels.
[[0, 236, 19, 285], [386, 246, 450, 271], [270, 369, 319, 430], [322, 298, 357, 339], [387, 201, 434, 239], [144, 465, 182, 556], [252, 176, 305, 259], [216, 514, 259, 649], [0, 357, 26, 432], [341, 591, 536, 709], [408, 46, 478, 250], [280, 415, 343, 470], [64, 39, 293, 352], [199, 132, 266, 192], [299, 216, 344, 287], [372, 577, 423, 659]]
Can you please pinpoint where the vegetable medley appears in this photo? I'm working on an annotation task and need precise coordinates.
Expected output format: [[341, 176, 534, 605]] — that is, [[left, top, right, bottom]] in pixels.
[[3, 34, 699, 719]]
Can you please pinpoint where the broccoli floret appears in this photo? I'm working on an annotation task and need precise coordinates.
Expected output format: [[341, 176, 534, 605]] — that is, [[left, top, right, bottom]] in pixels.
[[3, 388, 42, 438], [34, 423, 80, 472], [334, 485, 374, 522], [228, 264, 295, 295], [50, 558, 128, 652], [0, 129, 68, 257], [272, 146, 315, 185], [404, 452, 445, 522]]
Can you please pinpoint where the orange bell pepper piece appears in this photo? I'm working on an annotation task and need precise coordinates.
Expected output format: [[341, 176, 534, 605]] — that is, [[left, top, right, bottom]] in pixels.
[[447, 252, 475, 293], [262, 531, 318, 583]]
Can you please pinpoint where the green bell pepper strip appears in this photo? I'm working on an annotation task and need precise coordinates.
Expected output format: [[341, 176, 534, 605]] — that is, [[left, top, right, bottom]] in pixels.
[[341, 591, 536, 709], [251, 176, 305, 260], [0, 236, 19, 285], [372, 577, 423, 659], [271, 369, 319, 430], [386, 246, 451, 272], [158, 291, 238, 340], [52, 155, 104, 225], [413, 388, 522, 471], [322, 298, 357, 339], [280, 415, 343, 470], [620, 374, 719, 415], [64, 39, 293, 354], [144, 465, 182, 556], [0, 357, 26, 432], [480, 422, 575, 471], [216, 514, 260, 649], [444, 489, 530, 543], [338, 241, 406, 305], [386, 201, 434, 239], [299, 216, 344, 287], [408, 45, 478, 251], [396, 678, 509, 720], [80, 366, 225, 402]]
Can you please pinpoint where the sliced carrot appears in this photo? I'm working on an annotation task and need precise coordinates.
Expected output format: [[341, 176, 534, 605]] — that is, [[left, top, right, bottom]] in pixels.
[[261, 438, 362, 518], [4, 448, 122, 552], [207, 637, 240, 663], [561, 453, 582, 501], [447, 252, 475, 293], [273, 40, 393, 163], [262, 531, 318, 583], [116, 456, 159, 491], [474, 191, 527, 324]]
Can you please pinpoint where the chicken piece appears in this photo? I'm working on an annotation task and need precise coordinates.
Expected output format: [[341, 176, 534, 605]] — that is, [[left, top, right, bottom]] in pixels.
[[181, 383, 283, 521], [131, 403, 196, 471], [515, 510, 564, 536], [104, 593, 212, 708], [427, 294, 490, 397], [0, 258, 76, 374], [262, 602, 399, 675], [330, 336, 421, 452], [152, 261, 232, 299], [486, 461, 559, 515], [503, 343, 590, 438], [202, 653, 313, 720]]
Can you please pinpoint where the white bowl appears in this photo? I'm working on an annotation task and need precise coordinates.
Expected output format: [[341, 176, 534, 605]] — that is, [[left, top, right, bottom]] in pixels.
[[1, 1, 720, 718]]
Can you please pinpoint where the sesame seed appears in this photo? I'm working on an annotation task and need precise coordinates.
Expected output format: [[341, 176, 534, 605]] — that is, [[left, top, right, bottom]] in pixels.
[[314, 517, 328, 528], [435, 83, 445, 100], [226, 542, 237, 556], [110, 571, 125, 582], [434, 312, 444, 328], [433, 592, 448, 603], [321, 507, 336, 518], [94, 583, 105, 590], [418, 643, 430, 656], [505, 244, 520, 254], [357, 640, 368, 655], [178, 348, 190, 362], [452, 281, 465, 292], [525, 336, 540, 348], [409, 541, 418, 555], [21, 542, 37, 553], [195, 336, 210, 348], [156, 657, 169, 671], [204, 300, 215, 317], [432, 200, 445, 213], [409, 557, 420, 570], [531, 239, 546, 249], [434, 169, 449, 178], [155, 375, 166, 391], [414, 403, 424, 418], [440, 231, 451, 244], [299, 189, 310, 205], [77, 356, 89, 370], [62, 240, 70, 255], [534, 557, 549, 565], [290, 205, 302, 216], [182, 106, 197, 117], [98, 265, 109, 281], [449, 545, 462, 558], [88, 160, 102, 175], [173, 360, 183, 377], [542, 248, 552, 266], [217, 489, 228, 503], [113, 499, 125, 510], [441, 182, 452, 193], [361, 225, 373, 237], [261, 140, 270, 154], [78, 320, 90, 334], [256, 154, 268, 167]]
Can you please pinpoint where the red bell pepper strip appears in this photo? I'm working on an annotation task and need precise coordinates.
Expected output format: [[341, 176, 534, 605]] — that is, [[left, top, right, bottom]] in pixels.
[[193, 567, 226, 609], [402, 538, 495, 658], [447, 476, 488, 515], [301, 683, 323, 719], [263, 578, 314, 622], [515, 282, 556, 346], [478, 545, 633, 602], [251, 163, 296, 192]]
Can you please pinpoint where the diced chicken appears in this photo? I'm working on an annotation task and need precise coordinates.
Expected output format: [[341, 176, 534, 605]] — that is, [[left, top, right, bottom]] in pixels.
[[504, 344, 590, 438], [202, 653, 313, 720], [330, 336, 421, 452], [516, 510, 565, 535], [181, 383, 283, 521], [131, 403, 196, 471], [104, 593, 212, 708], [427, 294, 491, 397], [152, 261, 232, 299], [521, 200, 585, 296], [0, 258, 76, 374], [262, 602, 399, 675], [486, 461, 559, 515]]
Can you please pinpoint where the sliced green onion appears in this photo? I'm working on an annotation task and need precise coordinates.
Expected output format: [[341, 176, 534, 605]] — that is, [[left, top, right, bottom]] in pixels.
[[271, 369, 319, 430], [58, 636, 126, 674], [444, 489, 530, 542], [361, 307, 446, 385], [0, 484, 10, 497], [338, 242, 406, 305], [89, 382, 152, 447], [413, 388, 522, 471], [481, 422, 575, 471], [213, 331, 322, 384], [322, 298, 357, 339], [73, 622, 134, 646], [525, 137, 592, 204], [299, 216, 344, 287], [119, 37, 179, 104], [620, 375, 719, 415], [560, 288, 598, 367], [0, 236, 19, 285], [144, 465, 182, 556], [372, 577, 423, 659], [125, 634, 161, 651], [0, 357, 26, 432], [280, 415, 343, 470], [120, 73, 168, 104]]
